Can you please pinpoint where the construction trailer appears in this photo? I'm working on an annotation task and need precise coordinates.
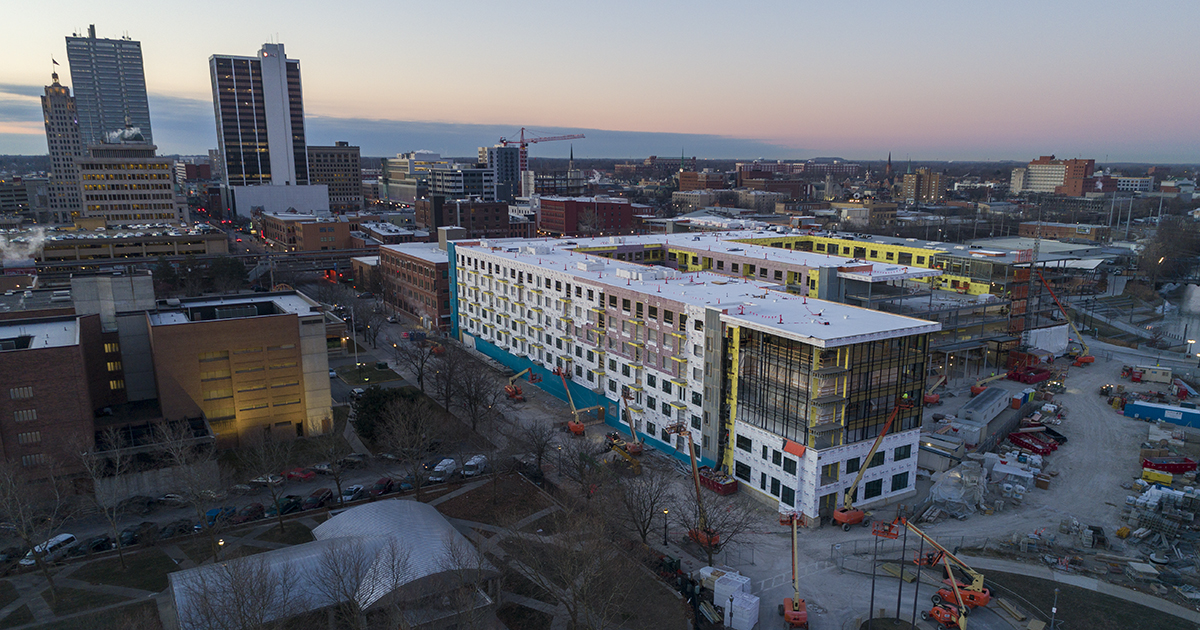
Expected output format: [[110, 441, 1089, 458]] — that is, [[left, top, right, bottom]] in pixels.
[[1124, 400, 1200, 428], [959, 387, 1009, 424], [1136, 366, 1174, 385]]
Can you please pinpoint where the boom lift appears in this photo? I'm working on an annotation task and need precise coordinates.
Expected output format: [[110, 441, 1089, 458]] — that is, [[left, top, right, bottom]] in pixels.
[[924, 375, 946, 406], [665, 423, 719, 550], [504, 368, 543, 402], [778, 514, 809, 628], [833, 398, 915, 531], [553, 367, 602, 435], [970, 373, 1007, 397], [874, 517, 989, 625], [1033, 269, 1093, 366]]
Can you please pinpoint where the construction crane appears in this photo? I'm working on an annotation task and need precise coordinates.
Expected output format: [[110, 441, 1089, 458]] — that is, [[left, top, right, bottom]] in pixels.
[[873, 517, 990, 628], [498, 128, 585, 172], [1033, 269, 1094, 366], [665, 423, 719, 550], [778, 514, 809, 628], [833, 397, 915, 531], [552, 367, 602, 435]]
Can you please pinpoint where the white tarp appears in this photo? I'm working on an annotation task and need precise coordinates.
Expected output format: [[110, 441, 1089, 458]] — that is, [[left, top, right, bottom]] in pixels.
[[929, 462, 987, 513], [1025, 324, 1069, 356]]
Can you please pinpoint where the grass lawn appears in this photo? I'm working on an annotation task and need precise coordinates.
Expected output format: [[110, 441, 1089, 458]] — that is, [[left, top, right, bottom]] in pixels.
[[0, 581, 17, 609], [36, 599, 161, 630], [987, 570, 1195, 630], [437, 474, 552, 527], [332, 405, 350, 431], [41, 587, 129, 617], [0, 605, 32, 629], [176, 537, 265, 564], [496, 603, 551, 630], [69, 548, 179, 592], [253, 522, 313, 546], [336, 363, 403, 385]]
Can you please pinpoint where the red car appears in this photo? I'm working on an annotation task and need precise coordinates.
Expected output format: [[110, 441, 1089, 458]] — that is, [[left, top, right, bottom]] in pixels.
[[229, 503, 264, 524], [368, 477, 395, 497], [302, 488, 334, 511], [285, 467, 315, 482]]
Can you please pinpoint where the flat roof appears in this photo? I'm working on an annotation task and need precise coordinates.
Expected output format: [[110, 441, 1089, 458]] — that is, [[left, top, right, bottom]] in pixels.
[[0, 317, 78, 350], [456, 237, 939, 346], [147, 292, 321, 326], [379, 242, 449, 264]]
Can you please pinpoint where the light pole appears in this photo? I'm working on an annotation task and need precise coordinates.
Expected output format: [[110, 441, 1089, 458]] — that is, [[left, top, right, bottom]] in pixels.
[[663, 509, 669, 546], [1050, 587, 1059, 629]]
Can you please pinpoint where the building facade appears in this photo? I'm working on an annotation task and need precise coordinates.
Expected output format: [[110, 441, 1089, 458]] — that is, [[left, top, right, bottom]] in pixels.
[[679, 171, 728, 192], [428, 164, 496, 201], [480, 145, 521, 202], [65, 25, 153, 146], [1010, 156, 1095, 196], [308, 142, 362, 212], [41, 73, 85, 223], [537, 196, 637, 236], [77, 142, 187, 225], [379, 243, 451, 331], [900, 168, 946, 203], [451, 238, 935, 523], [210, 43, 308, 188], [415, 197, 511, 238]]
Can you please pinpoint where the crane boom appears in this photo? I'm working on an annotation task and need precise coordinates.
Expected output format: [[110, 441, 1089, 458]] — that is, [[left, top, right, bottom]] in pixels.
[[840, 398, 913, 512], [666, 422, 717, 548], [1033, 269, 1089, 359], [497, 127, 586, 172]]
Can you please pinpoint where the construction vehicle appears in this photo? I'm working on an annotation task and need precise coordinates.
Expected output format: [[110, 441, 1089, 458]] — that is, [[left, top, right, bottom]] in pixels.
[[1033, 269, 1093, 366], [924, 375, 946, 406], [504, 367, 543, 402], [874, 517, 989, 623], [618, 389, 643, 454], [553, 367, 602, 436], [508, 367, 543, 386], [665, 423, 719, 550], [498, 127, 585, 172], [608, 441, 642, 476], [832, 397, 915, 531], [778, 514, 809, 628], [970, 372, 1007, 397]]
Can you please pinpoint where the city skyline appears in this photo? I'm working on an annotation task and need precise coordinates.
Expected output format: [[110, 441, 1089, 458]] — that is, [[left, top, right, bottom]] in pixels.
[[0, 0, 1197, 161]]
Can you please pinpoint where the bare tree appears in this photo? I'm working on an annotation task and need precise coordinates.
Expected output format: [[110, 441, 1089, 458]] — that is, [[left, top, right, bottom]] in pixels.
[[311, 538, 374, 630], [518, 420, 558, 472], [671, 491, 759, 565], [74, 427, 134, 569], [375, 537, 416, 629], [312, 433, 354, 506], [440, 530, 496, 630], [554, 436, 610, 501], [454, 358, 507, 432], [155, 420, 226, 562], [503, 508, 635, 630], [377, 393, 445, 501], [236, 437, 295, 533], [609, 469, 674, 545], [391, 341, 440, 392], [175, 553, 305, 630], [0, 460, 75, 601], [429, 344, 467, 411]]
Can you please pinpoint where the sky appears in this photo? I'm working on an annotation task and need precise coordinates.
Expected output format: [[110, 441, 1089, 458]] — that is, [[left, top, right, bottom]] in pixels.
[[1, 0, 1198, 162]]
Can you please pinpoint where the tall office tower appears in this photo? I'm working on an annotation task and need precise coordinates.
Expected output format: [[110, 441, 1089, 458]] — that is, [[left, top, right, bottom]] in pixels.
[[65, 25, 153, 146], [209, 43, 309, 188], [479, 145, 520, 201], [41, 72, 85, 223]]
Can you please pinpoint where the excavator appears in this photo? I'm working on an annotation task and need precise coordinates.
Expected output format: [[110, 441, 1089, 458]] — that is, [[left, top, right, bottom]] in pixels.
[[873, 517, 989, 628], [778, 513, 809, 628], [553, 367, 602, 436], [665, 423, 719, 550], [833, 397, 915, 531], [1033, 269, 1094, 367]]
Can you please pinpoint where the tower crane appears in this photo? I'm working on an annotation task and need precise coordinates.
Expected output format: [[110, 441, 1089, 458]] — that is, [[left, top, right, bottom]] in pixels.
[[499, 128, 585, 172]]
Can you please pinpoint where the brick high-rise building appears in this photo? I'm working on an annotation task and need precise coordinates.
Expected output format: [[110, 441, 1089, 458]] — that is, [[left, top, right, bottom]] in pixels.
[[678, 170, 728, 192], [900, 168, 946, 203], [308, 142, 363, 212], [415, 197, 512, 239], [537, 196, 637, 236], [41, 72, 85, 223], [1010, 156, 1095, 195]]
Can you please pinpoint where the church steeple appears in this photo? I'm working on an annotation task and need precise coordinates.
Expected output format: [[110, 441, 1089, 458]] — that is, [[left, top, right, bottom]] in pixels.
[[885, 152, 892, 177], [568, 144, 574, 171]]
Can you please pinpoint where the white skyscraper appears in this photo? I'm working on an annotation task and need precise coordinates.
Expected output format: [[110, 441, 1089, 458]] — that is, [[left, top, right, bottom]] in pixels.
[[65, 25, 153, 146]]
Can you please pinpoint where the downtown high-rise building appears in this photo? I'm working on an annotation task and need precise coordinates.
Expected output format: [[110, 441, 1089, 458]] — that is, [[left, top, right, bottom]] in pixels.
[[209, 43, 309, 188], [65, 25, 153, 146], [41, 72, 85, 223]]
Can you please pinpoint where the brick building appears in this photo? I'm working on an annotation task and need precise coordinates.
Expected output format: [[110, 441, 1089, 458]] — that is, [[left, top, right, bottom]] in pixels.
[[1018, 221, 1110, 242], [678, 171, 728, 192], [416, 197, 512, 238], [379, 243, 451, 331], [259, 212, 353, 251], [537, 196, 637, 236], [307, 142, 363, 212]]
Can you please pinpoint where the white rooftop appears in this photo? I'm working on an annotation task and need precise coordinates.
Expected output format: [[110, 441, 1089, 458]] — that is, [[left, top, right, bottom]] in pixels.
[[148, 292, 322, 326], [380, 242, 449, 264], [0, 318, 78, 350]]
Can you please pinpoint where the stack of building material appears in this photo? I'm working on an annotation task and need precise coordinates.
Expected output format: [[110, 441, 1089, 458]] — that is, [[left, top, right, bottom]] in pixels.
[[713, 573, 751, 605], [697, 566, 738, 592], [723, 591, 759, 630]]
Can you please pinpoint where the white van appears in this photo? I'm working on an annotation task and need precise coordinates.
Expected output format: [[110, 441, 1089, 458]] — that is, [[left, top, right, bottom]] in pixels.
[[462, 455, 489, 477], [20, 534, 78, 566], [428, 458, 460, 483]]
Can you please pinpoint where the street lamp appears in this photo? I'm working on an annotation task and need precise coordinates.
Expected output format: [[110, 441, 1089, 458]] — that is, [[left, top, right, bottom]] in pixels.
[[663, 509, 669, 546]]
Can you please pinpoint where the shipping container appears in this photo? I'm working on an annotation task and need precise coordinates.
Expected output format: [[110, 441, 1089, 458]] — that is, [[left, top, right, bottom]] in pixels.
[[1124, 400, 1200, 428]]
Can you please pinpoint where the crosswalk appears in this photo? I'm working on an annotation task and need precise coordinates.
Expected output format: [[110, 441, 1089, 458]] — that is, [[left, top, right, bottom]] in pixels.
[[756, 560, 834, 592]]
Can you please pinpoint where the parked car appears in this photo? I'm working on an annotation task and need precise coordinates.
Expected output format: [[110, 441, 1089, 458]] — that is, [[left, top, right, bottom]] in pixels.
[[230, 484, 253, 495], [157, 493, 187, 507], [356, 292, 374, 299], [422, 454, 447, 473], [428, 458, 460, 484], [312, 462, 335, 475], [350, 387, 365, 399], [199, 489, 228, 502], [285, 468, 316, 482], [265, 495, 303, 517], [20, 534, 78, 566], [395, 474, 415, 493], [462, 455, 489, 477], [368, 477, 395, 497], [337, 453, 367, 469], [250, 474, 285, 487], [159, 519, 194, 539], [302, 488, 334, 511], [82, 535, 114, 554], [195, 506, 236, 531], [386, 315, 398, 323], [340, 485, 366, 504], [119, 522, 158, 547], [329, 369, 338, 378], [230, 503, 265, 524]]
